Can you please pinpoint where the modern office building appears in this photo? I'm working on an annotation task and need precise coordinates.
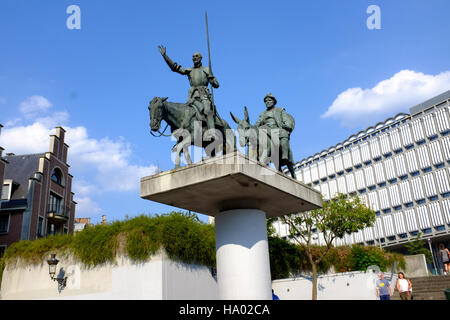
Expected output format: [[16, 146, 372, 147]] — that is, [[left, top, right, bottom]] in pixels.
[[0, 127, 76, 256], [274, 90, 450, 268]]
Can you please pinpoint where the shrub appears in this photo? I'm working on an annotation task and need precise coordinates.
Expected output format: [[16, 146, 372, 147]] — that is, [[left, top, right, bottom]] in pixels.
[[405, 232, 433, 263], [268, 236, 303, 279], [0, 212, 216, 287], [268, 239, 406, 279]]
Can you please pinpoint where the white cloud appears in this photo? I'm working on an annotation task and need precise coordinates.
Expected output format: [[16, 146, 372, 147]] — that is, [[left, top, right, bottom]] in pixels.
[[72, 179, 100, 197], [4, 118, 22, 127], [75, 196, 103, 217], [19, 95, 52, 118], [0, 120, 158, 193], [0, 122, 52, 154], [65, 126, 158, 192], [321, 70, 450, 127], [35, 111, 70, 128], [0, 96, 158, 216]]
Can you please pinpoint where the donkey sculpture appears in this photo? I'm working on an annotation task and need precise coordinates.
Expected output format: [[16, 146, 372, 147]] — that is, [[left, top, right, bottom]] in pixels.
[[230, 106, 297, 179]]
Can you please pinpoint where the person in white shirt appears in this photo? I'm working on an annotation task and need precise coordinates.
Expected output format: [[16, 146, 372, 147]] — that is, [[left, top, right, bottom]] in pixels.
[[396, 272, 412, 300]]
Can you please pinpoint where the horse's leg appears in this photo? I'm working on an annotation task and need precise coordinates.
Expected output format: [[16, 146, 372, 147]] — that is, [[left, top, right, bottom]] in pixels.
[[183, 144, 192, 165], [249, 146, 257, 160], [222, 128, 229, 155], [172, 145, 181, 168]]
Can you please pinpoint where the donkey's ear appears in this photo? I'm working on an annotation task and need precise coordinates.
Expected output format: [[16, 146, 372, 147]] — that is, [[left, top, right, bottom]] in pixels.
[[230, 112, 240, 124], [244, 106, 250, 122], [162, 97, 168, 101]]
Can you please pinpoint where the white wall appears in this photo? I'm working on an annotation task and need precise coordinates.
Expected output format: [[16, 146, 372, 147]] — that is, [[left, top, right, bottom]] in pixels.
[[272, 271, 398, 300], [163, 258, 218, 300], [398, 254, 429, 277], [0, 250, 218, 300]]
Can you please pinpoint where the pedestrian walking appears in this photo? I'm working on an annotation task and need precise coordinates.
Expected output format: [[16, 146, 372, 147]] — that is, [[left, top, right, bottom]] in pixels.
[[376, 272, 392, 300], [396, 272, 412, 300], [438, 243, 450, 275]]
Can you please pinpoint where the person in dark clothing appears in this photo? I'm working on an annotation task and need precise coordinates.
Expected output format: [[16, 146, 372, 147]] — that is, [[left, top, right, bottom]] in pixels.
[[439, 243, 450, 275], [272, 289, 280, 300]]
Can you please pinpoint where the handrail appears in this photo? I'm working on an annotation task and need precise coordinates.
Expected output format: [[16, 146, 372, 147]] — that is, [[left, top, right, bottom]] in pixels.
[[47, 204, 70, 217]]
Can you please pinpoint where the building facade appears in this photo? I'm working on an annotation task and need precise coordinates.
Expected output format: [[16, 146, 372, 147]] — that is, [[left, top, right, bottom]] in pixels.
[[74, 217, 94, 233], [274, 90, 450, 269], [0, 127, 76, 256], [0, 125, 7, 206], [0, 124, 8, 257]]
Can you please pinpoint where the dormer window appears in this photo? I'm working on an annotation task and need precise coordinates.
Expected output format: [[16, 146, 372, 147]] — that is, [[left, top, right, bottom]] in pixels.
[[51, 168, 64, 186], [1, 179, 17, 201], [1, 184, 10, 200]]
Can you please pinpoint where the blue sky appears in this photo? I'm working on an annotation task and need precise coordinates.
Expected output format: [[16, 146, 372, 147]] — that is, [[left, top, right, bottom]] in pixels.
[[0, 0, 449, 224]]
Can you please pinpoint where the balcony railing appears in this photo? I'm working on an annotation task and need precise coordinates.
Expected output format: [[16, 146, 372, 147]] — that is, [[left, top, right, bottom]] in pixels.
[[47, 204, 70, 221]]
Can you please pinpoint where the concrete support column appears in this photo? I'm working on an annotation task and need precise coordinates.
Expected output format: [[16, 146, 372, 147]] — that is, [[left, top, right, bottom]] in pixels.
[[215, 209, 272, 300]]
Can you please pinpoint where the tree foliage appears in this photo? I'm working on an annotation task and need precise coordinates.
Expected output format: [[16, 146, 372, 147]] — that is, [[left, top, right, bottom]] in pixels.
[[279, 193, 376, 299], [280, 194, 375, 263], [405, 232, 433, 263]]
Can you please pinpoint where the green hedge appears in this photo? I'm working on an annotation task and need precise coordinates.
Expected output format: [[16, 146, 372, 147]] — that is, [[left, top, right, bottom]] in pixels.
[[0, 213, 406, 285], [268, 242, 406, 279], [0, 212, 216, 286]]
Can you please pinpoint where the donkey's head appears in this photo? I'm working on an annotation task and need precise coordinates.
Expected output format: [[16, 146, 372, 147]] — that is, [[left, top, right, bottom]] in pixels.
[[230, 106, 253, 148]]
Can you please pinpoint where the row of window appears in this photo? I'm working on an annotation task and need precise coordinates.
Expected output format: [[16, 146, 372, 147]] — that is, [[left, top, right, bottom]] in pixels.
[[0, 213, 68, 236], [296, 106, 450, 180], [297, 114, 412, 168], [298, 134, 450, 185], [312, 164, 450, 212], [276, 199, 450, 247]]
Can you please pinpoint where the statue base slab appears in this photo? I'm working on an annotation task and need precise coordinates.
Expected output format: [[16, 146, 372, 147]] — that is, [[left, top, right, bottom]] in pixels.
[[140, 151, 322, 300], [140, 151, 322, 218]]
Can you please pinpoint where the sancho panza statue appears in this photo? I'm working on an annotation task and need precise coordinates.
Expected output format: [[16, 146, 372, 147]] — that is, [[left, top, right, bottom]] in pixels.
[[255, 93, 296, 179], [158, 45, 219, 131]]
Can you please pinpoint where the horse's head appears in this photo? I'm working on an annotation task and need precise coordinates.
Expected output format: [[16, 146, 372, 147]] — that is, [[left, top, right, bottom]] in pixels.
[[230, 106, 252, 148], [148, 97, 168, 131]]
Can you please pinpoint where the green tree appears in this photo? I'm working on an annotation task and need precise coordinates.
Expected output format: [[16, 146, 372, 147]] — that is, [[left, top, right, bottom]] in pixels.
[[279, 193, 376, 300], [405, 232, 433, 263]]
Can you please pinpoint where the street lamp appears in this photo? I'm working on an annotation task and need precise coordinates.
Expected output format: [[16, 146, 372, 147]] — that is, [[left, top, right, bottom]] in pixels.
[[47, 253, 67, 288]]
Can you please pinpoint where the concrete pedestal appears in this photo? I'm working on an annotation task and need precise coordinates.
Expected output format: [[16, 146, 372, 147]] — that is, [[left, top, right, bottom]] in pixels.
[[215, 209, 271, 300], [141, 152, 322, 300]]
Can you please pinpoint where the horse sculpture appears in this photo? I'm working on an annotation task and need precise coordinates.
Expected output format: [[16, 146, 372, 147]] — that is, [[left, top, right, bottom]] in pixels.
[[148, 97, 235, 168], [230, 106, 297, 179]]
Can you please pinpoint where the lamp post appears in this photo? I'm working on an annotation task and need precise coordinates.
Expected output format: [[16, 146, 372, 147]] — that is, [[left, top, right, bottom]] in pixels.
[[47, 253, 67, 288]]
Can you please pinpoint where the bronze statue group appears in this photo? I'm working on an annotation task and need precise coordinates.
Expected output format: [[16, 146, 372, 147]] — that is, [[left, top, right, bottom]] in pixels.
[[149, 46, 296, 179]]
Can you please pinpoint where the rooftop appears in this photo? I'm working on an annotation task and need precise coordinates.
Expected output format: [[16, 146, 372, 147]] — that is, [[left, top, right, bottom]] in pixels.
[[2, 153, 44, 200], [295, 90, 450, 168]]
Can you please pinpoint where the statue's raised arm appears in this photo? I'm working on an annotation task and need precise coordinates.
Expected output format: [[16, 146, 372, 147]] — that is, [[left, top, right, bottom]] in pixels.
[[158, 45, 189, 75]]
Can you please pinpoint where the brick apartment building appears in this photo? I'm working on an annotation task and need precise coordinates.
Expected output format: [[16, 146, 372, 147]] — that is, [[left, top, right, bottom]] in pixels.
[[0, 127, 76, 257], [74, 217, 94, 233], [0, 125, 7, 232]]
